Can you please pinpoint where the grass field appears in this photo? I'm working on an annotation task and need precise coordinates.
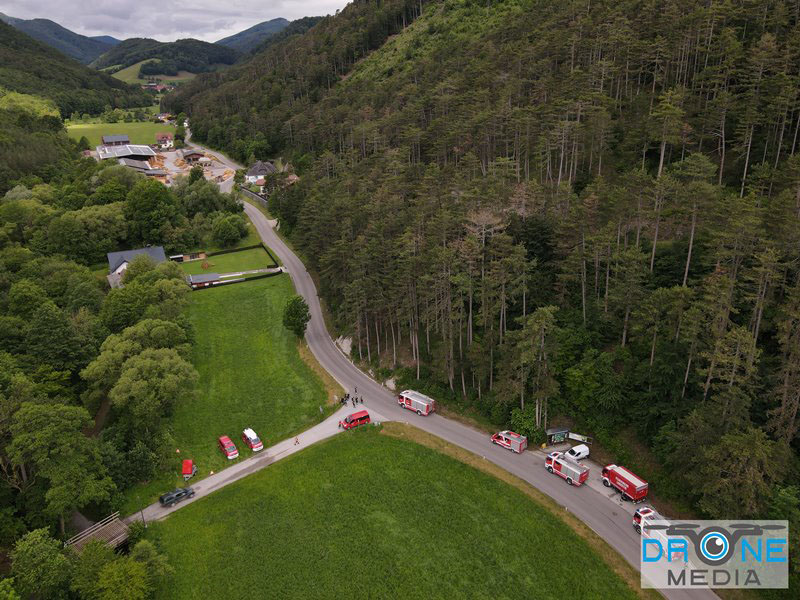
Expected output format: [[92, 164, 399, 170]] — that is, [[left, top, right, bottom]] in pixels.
[[179, 247, 275, 276], [67, 121, 175, 147], [120, 274, 329, 513], [146, 427, 640, 599], [112, 60, 199, 84]]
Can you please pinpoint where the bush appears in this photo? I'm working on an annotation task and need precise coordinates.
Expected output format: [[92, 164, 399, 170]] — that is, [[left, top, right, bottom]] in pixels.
[[510, 406, 546, 445], [283, 295, 310, 337], [211, 214, 247, 247], [126, 521, 146, 546]]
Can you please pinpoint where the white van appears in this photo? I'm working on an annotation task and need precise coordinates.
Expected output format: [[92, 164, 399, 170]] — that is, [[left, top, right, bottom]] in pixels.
[[565, 444, 590, 460]]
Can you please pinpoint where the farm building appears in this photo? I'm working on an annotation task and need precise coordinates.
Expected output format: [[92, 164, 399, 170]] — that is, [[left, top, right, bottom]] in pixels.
[[106, 246, 167, 288], [179, 149, 205, 164], [101, 134, 130, 146], [118, 158, 168, 182], [187, 273, 221, 289], [97, 144, 157, 161], [246, 160, 276, 183]]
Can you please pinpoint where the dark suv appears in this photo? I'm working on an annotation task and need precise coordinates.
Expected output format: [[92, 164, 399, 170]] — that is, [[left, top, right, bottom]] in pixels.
[[159, 487, 195, 507]]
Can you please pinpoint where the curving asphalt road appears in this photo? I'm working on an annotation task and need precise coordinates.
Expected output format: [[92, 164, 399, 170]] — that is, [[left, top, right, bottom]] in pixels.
[[240, 199, 717, 600], [180, 140, 716, 599]]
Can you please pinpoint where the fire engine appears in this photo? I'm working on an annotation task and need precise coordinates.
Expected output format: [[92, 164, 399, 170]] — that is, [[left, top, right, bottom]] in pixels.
[[490, 430, 528, 453], [397, 389, 436, 416], [544, 451, 589, 486], [601, 464, 649, 502], [632, 507, 666, 535]]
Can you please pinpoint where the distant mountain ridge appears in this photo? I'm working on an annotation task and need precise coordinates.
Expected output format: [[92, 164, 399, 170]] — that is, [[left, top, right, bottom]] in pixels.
[[248, 16, 323, 56], [92, 37, 240, 75], [0, 12, 113, 63], [91, 35, 122, 46], [215, 18, 289, 53]]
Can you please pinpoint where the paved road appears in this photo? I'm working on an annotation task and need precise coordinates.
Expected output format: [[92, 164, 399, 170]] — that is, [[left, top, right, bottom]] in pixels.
[[240, 200, 716, 600], [128, 404, 392, 524], [182, 139, 716, 599]]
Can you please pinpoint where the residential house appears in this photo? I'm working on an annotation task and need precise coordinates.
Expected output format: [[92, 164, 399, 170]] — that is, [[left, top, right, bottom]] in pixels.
[[101, 134, 130, 146], [246, 160, 277, 183], [155, 132, 173, 150], [106, 246, 167, 288]]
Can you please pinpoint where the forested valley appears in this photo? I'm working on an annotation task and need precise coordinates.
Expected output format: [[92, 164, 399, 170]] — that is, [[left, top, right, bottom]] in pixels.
[[169, 0, 800, 539]]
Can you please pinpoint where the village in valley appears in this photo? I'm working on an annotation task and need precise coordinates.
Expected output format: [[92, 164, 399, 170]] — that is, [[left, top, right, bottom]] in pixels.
[[88, 117, 233, 186]]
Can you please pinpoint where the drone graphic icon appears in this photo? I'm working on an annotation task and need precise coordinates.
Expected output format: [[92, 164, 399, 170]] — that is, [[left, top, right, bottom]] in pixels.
[[643, 523, 788, 566]]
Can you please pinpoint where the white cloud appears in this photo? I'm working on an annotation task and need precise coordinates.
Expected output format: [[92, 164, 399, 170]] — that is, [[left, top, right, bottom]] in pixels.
[[0, 0, 348, 41]]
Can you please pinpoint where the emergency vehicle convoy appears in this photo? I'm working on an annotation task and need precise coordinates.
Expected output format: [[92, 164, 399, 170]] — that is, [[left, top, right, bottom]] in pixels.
[[490, 430, 528, 453], [544, 451, 590, 486], [397, 390, 436, 415], [601, 464, 649, 502]]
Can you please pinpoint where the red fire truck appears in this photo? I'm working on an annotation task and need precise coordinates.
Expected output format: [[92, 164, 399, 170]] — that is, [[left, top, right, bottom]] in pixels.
[[490, 430, 528, 453], [397, 389, 436, 416], [632, 507, 667, 535], [544, 451, 589, 486], [601, 464, 649, 502]]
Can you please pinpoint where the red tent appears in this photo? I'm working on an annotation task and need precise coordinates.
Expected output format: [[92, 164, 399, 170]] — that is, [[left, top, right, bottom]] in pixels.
[[182, 459, 197, 480]]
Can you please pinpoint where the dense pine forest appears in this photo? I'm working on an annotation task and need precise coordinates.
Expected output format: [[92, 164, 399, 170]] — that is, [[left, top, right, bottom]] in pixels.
[[169, 0, 800, 536]]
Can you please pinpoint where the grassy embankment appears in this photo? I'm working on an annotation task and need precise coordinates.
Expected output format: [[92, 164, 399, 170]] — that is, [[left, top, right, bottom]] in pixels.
[[147, 426, 647, 599]]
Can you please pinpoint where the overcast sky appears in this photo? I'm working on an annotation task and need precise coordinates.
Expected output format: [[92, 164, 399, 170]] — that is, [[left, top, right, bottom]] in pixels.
[[0, 0, 349, 42]]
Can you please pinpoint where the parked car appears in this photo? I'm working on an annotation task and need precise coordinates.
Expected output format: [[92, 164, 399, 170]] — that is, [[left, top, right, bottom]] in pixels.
[[159, 487, 194, 507], [339, 410, 371, 430], [241, 428, 263, 452], [565, 443, 590, 460], [490, 430, 528, 453], [218, 435, 239, 460]]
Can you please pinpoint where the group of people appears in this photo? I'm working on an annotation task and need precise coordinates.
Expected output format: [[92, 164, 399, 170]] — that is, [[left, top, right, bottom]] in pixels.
[[341, 388, 363, 407]]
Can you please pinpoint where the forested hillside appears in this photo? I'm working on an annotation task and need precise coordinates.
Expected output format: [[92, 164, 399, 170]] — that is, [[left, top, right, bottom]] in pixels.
[[215, 18, 289, 53], [0, 21, 149, 117], [0, 12, 114, 63], [92, 37, 240, 76], [0, 88, 76, 193], [170, 0, 800, 531], [248, 16, 325, 57]]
